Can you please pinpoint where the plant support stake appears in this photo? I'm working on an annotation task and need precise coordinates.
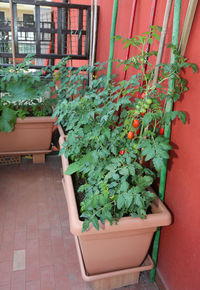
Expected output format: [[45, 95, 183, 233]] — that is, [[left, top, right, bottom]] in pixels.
[[107, 0, 119, 83], [9, 0, 16, 68], [152, 0, 173, 85], [150, 0, 182, 282], [179, 0, 198, 56]]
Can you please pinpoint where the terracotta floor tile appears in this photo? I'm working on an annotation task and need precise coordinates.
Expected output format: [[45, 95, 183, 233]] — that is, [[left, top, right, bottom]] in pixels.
[[54, 263, 69, 290], [63, 238, 78, 265], [26, 264, 41, 282], [38, 214, 50, 230], [38, 229, 51, 247], [67, 262, 89, 290], [27, 224, 38, 240], [2, 229, 15, 244], [0, 242, 13, 262], [15, 219, 27, 232], [26, 240, 39, 261], [39, 244, 53, 267], [11, 270, 25, 290], [14, 231, 27, 250], [0, 260, 12, 285], [0, 284, 10, 290], [40, 265, 55, 290], [26, 280, 41, 290]]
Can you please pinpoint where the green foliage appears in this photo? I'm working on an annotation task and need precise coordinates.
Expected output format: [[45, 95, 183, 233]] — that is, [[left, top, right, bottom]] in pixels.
[[0, 56, 56, 132], [54, 27, 197, 232]]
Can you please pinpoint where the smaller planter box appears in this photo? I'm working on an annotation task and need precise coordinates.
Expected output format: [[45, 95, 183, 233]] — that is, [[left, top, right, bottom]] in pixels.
[[0, 116, 57, 154], [59, 135, 172, 280]]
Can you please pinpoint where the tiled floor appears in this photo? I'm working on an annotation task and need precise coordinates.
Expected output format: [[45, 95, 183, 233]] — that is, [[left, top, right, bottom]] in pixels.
[[0, 156, 158, 290]]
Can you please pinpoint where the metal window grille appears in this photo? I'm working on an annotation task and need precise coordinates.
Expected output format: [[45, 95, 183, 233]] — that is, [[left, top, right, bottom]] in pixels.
[[0, 0, 99, 67]]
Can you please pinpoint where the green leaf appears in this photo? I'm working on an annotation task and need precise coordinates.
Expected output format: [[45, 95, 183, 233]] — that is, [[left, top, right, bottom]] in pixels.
[[124, 192, 133, 208], [135, 194, 143, 207], [160, 142, 172, 150], [0, 108, 17, 132], [91, 217, 99, 231], [65, 152, 95, 175], [148, 38, 153, 45], [65, 162, 81, 175], [145, 148, 155, 161], [119, 167, 129, 176], [153, 157, 164, 171], [120, 181, 129, 192], [113, 173, 120, 180], [137, 176, 153, 188], [128, 164, 135, 176], [117, 194, 124, 209], [143, 113, 153, 127], [178, 111, 186, 124], [190, 63, 198, 73], [82, 219, 90, 232], [153, 32, 160, 41]]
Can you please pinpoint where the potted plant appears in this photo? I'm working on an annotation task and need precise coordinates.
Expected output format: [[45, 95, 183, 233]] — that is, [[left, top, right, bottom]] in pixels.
[[0, 57, 57, 159], [54, 28, 196, 284]]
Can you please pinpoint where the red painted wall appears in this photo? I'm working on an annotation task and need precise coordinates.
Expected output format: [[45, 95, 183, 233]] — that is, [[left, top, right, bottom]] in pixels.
[[89, 1, 200, 289], [157, 2, 200, 289], [56, 1, 200, 289]]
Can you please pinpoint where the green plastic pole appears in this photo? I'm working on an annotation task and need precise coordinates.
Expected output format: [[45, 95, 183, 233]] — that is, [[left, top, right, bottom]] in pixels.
[[107, 0, 119, 83], [150, 0, 182, 282]]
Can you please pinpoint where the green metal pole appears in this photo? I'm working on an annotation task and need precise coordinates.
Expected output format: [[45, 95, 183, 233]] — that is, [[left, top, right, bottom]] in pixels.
[[150, 0, 182, 282], [107, 0, 119, 82]]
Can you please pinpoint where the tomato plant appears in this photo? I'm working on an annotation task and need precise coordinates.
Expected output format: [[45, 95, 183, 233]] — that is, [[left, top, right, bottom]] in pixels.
[[54, 26, 197, 232]]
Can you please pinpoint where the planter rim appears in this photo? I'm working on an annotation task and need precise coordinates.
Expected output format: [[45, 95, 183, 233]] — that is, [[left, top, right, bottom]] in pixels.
[[59, 136, 172, 236], [16, 116, 57, 124], [57, 124, 66, 138]]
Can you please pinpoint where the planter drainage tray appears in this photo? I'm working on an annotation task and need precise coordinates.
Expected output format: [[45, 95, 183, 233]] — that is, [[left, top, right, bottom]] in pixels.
[[75, 236, 154, 290]]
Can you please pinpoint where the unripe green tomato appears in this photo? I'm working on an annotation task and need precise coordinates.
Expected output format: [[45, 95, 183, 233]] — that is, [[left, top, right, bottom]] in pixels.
[[146, 98, 152, 105], [141, 109, 146, 114], [144, 104, 149, 109], [135, 110, 139, 115], [136, 105, 140, 110]]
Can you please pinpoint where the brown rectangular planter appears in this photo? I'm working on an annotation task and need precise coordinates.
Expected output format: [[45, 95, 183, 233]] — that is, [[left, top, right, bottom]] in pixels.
[[0, 116, 57, 154], [59, 135, 172, 278]]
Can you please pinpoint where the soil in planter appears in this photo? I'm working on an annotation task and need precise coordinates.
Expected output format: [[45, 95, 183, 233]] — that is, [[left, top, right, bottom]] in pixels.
[[72, 173, 86, 220]]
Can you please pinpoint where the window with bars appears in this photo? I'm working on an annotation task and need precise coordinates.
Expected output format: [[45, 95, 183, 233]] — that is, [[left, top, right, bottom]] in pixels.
[[0, 0, 99, 67]]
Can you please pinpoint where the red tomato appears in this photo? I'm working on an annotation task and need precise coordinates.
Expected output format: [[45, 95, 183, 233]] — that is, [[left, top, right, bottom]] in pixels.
[[141, 92, 145, 99], [133, 119, 139, 128], [119, 150, 125, 155], [128, 131, 134, 140], [136, 129, 140, 135], [159, 128, 165, 135]]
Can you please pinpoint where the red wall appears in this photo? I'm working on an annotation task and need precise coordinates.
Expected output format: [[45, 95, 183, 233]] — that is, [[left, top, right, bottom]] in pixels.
[[92, 1, 200, 289], [57, 1, 200, 289], [157, 2, 200, 289]]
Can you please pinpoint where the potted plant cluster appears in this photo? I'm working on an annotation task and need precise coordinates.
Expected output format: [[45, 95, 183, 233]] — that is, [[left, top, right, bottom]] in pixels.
[[53, 27, 196, 282], [0, 56, 57, 156]]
